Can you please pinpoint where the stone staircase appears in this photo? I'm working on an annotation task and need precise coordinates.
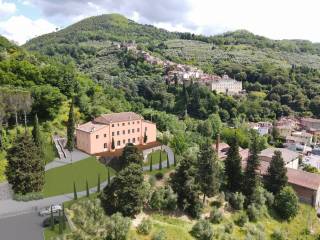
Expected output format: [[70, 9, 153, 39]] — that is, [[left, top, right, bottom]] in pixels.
[[53, 136, 67, 160]]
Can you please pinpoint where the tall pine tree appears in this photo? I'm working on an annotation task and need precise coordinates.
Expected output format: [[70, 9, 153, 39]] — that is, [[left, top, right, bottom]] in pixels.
[[197, 140, 221, 202], [225, 135, 243, 192], [6, 133, 44, 194], [243, 133, 261, 204], [170, 155, 203, 218], [66, 100, 75, 152], [265, 150, 288, 195]]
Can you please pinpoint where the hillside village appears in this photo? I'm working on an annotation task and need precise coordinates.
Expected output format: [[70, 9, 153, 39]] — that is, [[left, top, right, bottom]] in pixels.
[[119, 42, 244, 95]]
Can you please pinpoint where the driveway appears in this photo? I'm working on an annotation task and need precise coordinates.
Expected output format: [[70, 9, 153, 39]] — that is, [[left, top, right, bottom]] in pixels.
[[45, 149, 90, 171], [0, 212, 45, 240]]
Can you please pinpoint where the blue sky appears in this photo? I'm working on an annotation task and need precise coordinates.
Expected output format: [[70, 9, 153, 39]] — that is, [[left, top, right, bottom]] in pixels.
[[1, 0, 320, 45]]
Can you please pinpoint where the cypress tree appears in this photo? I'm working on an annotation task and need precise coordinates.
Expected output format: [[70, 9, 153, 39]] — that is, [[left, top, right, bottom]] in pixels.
[[50, 206, 54, 230], [111, 137, 115, 150], [149, 153, 153, 172], [197, 140, 221, 203], [5, 132, 44, 194], [58, 209, 63, 234], [32, 114, 41, 148], [144, 131, 148, 143], [170, 155, 202, 218], [66, 100, 75, 152], [174, 153, 177, 167], [159, 151, 162, 170], [225, 135, 243, 192], [183, 83, 189, 115], [243, 133, 261, 204], [265, 150, 288, 195], [166, 152, 170, 169], [62, 203, 66, 230], [73, 181, 77, 200], [97, 174, 101, 193], [86, 179, 89, 197], [107, 167, 111, 185]]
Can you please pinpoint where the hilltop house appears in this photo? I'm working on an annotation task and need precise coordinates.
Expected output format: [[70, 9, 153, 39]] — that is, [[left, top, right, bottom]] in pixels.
[[76, 112, 157, 155], [286, 131, 313, 146], [249, 122, 272, 136], [208, 75, 243, 95], [259, 148, 300, 169], [300, 117, 320, 131], [255, 160, 320, 207]]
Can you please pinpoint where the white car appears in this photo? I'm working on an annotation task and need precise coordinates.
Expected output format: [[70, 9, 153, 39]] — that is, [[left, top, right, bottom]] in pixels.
[[39, 204, 62, 216]]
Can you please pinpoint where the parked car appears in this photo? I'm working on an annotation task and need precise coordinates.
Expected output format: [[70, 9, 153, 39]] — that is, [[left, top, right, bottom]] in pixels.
[[39, 204, 62, 216]]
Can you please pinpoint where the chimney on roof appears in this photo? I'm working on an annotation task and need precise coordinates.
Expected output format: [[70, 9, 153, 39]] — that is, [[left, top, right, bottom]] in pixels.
[[216, 133, 220, 152]]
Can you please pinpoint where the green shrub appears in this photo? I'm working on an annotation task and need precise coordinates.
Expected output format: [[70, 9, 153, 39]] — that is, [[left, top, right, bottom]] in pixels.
[[234, 211, 248, 227], [190, 219, 214, 240], [271, 229, 286, 240], [209, 207, 223, 224], [264, 190, 274, 207], [155, 172, 164, 180], [149, 186, 177, 211], [152, 230, 166, 240], [229, 192, 245, 210], [224, 221, 234, 234], [13, 192, 43, 201], [251, 186, 266, 208], [148, 175, 156, 187], [274, 186, 299, 220], [137, 218, 152, 235], [244, 223, 265, 240], [247, 204, 260, 222]]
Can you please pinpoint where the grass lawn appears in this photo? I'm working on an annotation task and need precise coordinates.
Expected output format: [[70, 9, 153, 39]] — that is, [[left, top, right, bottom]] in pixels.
[[44, 224, 70, 240], [42, 136, 57, 164], [43, 157, 115, 197], [144, 150, 168, 167]]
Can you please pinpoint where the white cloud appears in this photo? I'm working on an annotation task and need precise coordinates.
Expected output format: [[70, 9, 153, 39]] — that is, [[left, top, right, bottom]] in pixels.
[[187, 0, 320, 42], [0, 0, 16, 17], [0, 15, 57, 44]]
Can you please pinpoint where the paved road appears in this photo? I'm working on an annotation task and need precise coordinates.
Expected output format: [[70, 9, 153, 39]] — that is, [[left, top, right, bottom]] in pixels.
[[0, 212, 45, 240]]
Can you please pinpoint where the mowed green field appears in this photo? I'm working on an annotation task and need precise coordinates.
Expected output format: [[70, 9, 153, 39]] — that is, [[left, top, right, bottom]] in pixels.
[[43, 157, 114, 197], [144, 150, 168, 167]]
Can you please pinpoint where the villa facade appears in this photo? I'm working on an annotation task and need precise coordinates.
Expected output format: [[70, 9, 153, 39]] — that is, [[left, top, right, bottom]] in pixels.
[[76, 112, 157, 154]]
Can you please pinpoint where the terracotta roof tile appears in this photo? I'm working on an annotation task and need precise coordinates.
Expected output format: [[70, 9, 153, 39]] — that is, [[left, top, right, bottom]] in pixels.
[[242, 159, 320, 191], [94, 112, 142, 124], [76, 121, 106, 133]]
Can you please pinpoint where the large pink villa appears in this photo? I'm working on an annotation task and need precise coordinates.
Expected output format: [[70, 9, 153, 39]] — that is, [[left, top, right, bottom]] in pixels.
[[76, 112, 157, 154]]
